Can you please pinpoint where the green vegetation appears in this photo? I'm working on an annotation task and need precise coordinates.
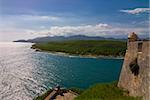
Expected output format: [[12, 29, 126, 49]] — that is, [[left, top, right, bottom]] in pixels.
[[75, 82, 141, 100], [69, 87, 84, 94], [34, 82, 141, 100], [32, 40, 126, 57]]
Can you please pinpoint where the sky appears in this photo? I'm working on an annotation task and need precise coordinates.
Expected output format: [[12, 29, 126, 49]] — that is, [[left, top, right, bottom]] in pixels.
[[0, 0, 149, 41]]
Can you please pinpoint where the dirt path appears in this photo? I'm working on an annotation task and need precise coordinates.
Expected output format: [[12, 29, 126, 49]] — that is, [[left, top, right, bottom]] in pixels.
[[44, 90, 57, 100], [44, 90, 77, 100]]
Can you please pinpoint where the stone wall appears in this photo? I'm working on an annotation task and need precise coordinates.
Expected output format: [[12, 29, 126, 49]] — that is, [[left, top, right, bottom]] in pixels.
[[118, 41, 150, 100]]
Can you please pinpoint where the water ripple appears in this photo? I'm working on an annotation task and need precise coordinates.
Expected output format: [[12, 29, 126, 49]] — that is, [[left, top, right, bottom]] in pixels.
[[0, 42, 123, 100]]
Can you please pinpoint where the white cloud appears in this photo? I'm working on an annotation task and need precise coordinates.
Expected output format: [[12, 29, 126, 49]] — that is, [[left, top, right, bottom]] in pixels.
[[0, 13, 148, 41], [120, 8, 150, 14], [0, 15, 61, 24], [32, 24, 111, 36], [32, 23, 148, 37], [20, 15, 61, 21], [0, 14, 61, 36], [40, 26, 46, 29]]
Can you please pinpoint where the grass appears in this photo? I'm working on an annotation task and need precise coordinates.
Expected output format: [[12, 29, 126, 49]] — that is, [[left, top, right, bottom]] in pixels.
[[75, 82, 141, 100], [69, 87, 84, 94], [34, 82, 141, 100], [32, 40, 126, 57]]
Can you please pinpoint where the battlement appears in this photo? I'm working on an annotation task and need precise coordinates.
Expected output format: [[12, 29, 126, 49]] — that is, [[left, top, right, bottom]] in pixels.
[[127, 40, 149, 53]]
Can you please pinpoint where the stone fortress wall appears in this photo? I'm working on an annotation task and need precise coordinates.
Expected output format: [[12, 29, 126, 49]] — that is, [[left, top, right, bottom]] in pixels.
[[118, 32, 150, 100]]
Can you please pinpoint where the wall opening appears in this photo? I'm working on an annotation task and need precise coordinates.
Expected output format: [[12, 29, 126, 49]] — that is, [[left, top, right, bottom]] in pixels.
[[138, 42, 143, 52], [129, 58, 139, 76]]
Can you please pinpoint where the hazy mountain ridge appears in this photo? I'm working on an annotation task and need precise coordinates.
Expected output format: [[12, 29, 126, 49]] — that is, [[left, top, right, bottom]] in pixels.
[[14, 35, 126, 43]]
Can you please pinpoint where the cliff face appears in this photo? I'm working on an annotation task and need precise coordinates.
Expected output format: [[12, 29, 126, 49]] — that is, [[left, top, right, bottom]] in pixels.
[[118, 41, 150, 100]]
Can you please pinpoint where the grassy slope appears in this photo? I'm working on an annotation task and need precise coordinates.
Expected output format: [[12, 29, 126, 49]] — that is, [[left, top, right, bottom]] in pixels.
[[75, 82, 141, 100], [32, 40, 126, 57], [34, 82, 141, 100]]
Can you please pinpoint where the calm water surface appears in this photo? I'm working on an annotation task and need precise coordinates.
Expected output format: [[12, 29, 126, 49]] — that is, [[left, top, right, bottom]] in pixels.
[[0, 42, 123, 100]]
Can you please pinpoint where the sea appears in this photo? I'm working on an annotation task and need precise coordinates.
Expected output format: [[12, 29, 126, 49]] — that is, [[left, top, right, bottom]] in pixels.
[[0, 42, 123, 100]]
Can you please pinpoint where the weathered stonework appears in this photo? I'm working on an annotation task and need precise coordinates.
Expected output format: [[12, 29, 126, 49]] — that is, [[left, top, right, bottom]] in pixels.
[[118, 34, 150, 100]]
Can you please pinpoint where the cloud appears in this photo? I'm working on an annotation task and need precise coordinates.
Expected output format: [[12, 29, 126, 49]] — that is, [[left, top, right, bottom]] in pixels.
[[20, 15, 61, 21], [32, 24, 111, 36], [32, 23, 148, 38], [120, 8, 150, 14], [0, 15, 61, 27], [0, 13, 148, 41], [0, 14, 62, 33]]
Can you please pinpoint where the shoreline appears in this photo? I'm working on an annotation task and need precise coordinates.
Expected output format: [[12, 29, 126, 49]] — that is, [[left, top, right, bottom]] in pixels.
[[32, 48, 124, 59]]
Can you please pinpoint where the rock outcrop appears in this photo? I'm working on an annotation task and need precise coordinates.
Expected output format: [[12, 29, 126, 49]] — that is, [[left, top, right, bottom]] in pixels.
[[118, 32, 150, 100]]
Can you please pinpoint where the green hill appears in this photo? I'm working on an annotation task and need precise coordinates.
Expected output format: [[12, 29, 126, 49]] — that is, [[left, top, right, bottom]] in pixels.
[[75, 82, 141, 100], [32, 40, 126, 57]]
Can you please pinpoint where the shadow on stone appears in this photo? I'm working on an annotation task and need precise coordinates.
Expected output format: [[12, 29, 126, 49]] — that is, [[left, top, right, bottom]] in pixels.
[[129, 58, 139, 76]]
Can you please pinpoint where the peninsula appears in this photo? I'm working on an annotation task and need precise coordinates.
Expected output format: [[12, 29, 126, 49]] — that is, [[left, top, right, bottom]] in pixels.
[[31, 40, 126, 57]]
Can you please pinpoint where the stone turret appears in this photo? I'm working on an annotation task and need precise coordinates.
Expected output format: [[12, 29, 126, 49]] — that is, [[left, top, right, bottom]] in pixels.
[[128, 32, 138, 42], [118, 32, 150, 100]]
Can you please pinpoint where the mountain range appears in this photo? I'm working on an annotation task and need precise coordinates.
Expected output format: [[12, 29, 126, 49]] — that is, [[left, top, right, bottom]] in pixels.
[[14, 35, 126, 43]]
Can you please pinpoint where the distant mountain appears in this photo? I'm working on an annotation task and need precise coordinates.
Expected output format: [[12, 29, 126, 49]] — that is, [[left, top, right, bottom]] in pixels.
[[14, 35, 126, 43], [14, 39, 28, 42]]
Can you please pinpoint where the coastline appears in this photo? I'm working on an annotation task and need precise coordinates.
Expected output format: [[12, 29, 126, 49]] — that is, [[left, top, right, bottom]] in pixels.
[[32, 47, 124, 59]]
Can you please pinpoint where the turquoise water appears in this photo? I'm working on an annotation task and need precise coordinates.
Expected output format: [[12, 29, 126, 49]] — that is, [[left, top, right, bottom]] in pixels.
[[36, 53, 123, 88], [0, 42, 123, 100]]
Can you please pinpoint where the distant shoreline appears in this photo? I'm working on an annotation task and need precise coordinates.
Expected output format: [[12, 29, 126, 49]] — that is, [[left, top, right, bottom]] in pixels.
[[32, 48, 124, 59], [31, 40, 126, 59]]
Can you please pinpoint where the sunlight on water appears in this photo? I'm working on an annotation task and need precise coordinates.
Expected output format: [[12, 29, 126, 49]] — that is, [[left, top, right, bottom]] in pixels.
[[0, 42, 44, 100], [0, 42, 123, 100]]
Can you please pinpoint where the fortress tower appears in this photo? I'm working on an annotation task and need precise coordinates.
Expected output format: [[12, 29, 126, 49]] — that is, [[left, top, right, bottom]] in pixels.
[[128, 32, 138, 42], [118, 32, 150, 100]]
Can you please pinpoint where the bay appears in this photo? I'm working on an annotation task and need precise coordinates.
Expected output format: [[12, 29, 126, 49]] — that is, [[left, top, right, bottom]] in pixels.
[[0, 42, 123, 100]]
